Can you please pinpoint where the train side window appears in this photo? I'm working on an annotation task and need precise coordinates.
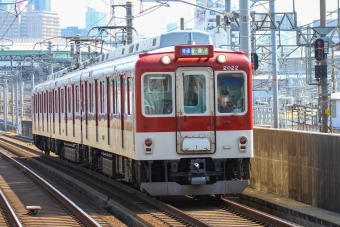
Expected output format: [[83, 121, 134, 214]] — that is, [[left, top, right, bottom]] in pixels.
[[100, 81, 103, 113], [75, 86, 79, 112], [40, 93, 42, 113], [35, 94, 37, 113], [110, 80, 116, 114], [143, 74, 172, 115], [100, 80, 106, 113], [89, 83, 93, 113], [127, 78, 132, 115], [55, 90, 58, 113], [61, 89, 64, 113], [49, 91, 52, 113], [217, 73, 245, 113], [68, 87, 71, 113]]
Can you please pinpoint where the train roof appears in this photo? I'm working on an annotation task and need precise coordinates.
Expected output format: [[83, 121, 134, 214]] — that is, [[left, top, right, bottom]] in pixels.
[[47, 30, 213, 81]]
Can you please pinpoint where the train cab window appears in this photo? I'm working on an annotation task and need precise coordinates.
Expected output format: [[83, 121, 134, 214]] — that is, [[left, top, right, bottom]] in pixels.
[[183, 74, 206, 114], [143, 74, 172, 115], [217, 73, 245, 113]]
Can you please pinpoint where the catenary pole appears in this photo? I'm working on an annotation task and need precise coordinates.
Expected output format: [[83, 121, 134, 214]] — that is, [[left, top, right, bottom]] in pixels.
[[320, 0, 328, 133], [270, 0, 279, 128], [239, 0, 251, 60]]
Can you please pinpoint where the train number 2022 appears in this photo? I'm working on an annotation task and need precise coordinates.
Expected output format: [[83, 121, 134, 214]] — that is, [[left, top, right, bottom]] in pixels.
[[223, 66, 238, 70]]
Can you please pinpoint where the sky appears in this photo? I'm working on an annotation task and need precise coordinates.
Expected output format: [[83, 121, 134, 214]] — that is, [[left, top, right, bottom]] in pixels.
[[50, 0, 339, 38]]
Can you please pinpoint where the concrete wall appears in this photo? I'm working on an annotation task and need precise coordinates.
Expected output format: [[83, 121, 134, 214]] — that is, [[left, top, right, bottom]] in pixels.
[[251, 127, 340, 213]]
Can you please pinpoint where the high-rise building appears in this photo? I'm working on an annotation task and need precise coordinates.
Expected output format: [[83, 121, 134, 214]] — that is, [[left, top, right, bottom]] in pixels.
[[32, 0, 51, 11], [0, 11, 20, 38], [86, 8, 107, 35], [21, 7, 60, 38], [0, 0, 15, 12]]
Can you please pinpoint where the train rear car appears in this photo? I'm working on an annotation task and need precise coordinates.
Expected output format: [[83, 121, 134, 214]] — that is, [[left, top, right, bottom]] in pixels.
[[32, 30, 253, 196]]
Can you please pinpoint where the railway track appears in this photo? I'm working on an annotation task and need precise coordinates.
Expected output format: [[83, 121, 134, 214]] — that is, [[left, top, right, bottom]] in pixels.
[[0, 150, 106, 226], [0, 189, 22, 227], [0, 133, 301, 226]]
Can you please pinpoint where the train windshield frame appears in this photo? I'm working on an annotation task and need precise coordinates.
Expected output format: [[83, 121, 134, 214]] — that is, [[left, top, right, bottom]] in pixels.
[[142, 73, 173, 116], [216, 72, 247, 115]]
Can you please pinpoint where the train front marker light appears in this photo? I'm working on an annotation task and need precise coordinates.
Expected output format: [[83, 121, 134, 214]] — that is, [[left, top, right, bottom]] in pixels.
[[217, 54, 227, 64], [161, 55, 171, 65]]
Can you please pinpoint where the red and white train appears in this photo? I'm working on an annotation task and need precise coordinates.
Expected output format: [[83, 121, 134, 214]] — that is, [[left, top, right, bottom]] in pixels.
[[32, 30, 253, 196]]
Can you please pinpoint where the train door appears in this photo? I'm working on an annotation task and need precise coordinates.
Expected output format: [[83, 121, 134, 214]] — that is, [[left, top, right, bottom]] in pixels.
[[72, 84, 76, 138], [84, 81, 89, 140], [52, 89, 55, 136], [95, 79, 99, 142], [106, 77, 111, 145], [175, 67, 216, 153]]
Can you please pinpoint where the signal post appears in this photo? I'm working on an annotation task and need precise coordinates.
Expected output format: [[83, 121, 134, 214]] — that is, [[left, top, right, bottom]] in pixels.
[[318, 0, 329, 133]]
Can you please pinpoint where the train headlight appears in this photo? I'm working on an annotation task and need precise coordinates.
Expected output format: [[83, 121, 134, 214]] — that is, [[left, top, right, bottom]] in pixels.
[[144, 138, 153, 154], [238, 136, 247, 152], [161, 55, 171, 65], [217, 54, 227, 64]]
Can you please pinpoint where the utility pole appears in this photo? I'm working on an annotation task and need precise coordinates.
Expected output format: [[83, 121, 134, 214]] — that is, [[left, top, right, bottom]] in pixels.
[[3, 80, 7, 131], [320, 0, 328, 133], [225, 0, 231, 50], [239, 0, 251, 60], [270, 0, 279, 128]]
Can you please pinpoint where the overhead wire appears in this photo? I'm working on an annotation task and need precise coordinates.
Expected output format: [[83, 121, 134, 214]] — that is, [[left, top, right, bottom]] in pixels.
[[1, 0, 33, 39]]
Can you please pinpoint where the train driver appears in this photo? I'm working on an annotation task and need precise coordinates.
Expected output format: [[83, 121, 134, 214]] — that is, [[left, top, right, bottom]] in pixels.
[[218, 90, 233, 113]]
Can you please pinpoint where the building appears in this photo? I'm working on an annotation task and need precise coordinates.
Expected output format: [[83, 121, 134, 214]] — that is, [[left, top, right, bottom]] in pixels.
[[86, 8, 107, 36], [0, 0, 15, 11], [32, 0, 51, 11], [21, 6, 60, 38], [194, 0, 225, 31], [0, 11, 21, 38], [61, 26, 88, 37]]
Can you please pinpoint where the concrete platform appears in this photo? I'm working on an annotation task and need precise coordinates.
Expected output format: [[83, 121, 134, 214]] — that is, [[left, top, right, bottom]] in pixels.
[[241, 188, 340, 227]]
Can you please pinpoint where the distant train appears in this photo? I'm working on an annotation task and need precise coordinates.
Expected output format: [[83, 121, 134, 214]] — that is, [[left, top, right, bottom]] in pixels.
[[32, 30, 253, 196]]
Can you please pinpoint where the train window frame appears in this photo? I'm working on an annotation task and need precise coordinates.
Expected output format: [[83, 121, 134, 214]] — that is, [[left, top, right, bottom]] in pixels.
[[89, 83, 93, 113], [61, 89, 64, 114], [68, 87, 71, 113], [49, 91, 52, 113], [127, 77, 131, 115], [35, 94, 38, 113], [142, 73, 173, 116], [182, 74, 207, 114], [75, 85, 79, 112], [216, 71, 247, 115], [44, 92, 46, 113], [100, 81, 103, 113], [40, 93, 42, 113], [110, 79, 117, 114], [55, 90, 58, 113]]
